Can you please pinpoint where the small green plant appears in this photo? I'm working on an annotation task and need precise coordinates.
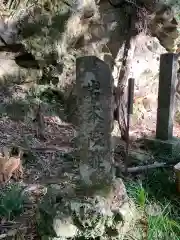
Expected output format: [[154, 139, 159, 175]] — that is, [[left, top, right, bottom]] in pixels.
[[126, 181, 147, 209], [125, 169, 180, 240], [0, 184, 26, 220]]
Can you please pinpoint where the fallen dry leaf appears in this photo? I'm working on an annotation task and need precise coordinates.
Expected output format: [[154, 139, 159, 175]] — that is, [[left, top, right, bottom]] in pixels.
[[0, 154, 23, 184]]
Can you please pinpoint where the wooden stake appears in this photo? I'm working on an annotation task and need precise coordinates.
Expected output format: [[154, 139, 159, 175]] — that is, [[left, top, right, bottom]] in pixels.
[[125, 78, 134, 173], [174, 162, 180, 193]]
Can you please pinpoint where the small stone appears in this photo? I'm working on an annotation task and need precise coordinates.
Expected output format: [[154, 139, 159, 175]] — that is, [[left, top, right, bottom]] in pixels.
[[118, 201, 134, 222], [53, 218, 78, 238], [117, 201, 138, 236]]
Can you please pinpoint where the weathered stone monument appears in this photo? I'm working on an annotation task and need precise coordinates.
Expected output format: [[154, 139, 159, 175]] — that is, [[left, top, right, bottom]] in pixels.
[[76, 55, 114, 186], [37, 56, 136, 239], [156, 53, 178, 141], [146, 53, 179, 155]]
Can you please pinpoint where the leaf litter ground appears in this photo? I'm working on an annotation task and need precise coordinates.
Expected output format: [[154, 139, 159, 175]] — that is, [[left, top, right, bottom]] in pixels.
[[0, 84, 79, 239]]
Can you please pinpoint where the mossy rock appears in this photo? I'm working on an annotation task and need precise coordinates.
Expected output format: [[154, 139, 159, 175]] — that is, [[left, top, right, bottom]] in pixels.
[[36, 179, 137, 240]]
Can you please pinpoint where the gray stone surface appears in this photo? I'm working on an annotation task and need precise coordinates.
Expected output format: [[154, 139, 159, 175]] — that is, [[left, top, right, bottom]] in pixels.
[[53, 218, 78, 238], [156, 53, 178, 140], [76, 56, 114, 186]]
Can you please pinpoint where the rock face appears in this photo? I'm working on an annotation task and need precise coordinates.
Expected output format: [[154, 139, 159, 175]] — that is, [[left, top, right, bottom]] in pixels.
[[99, 0, 180, 134], [0, 1, 179, 101], [62, 0, 180, 133]]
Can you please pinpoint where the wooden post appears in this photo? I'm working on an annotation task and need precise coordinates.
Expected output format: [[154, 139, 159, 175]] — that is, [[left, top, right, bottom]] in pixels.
[[174, 162, 180, 193], [156, 53, 178, 140], [76, 56, 114, 186], [125, 78, 134, 172]]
